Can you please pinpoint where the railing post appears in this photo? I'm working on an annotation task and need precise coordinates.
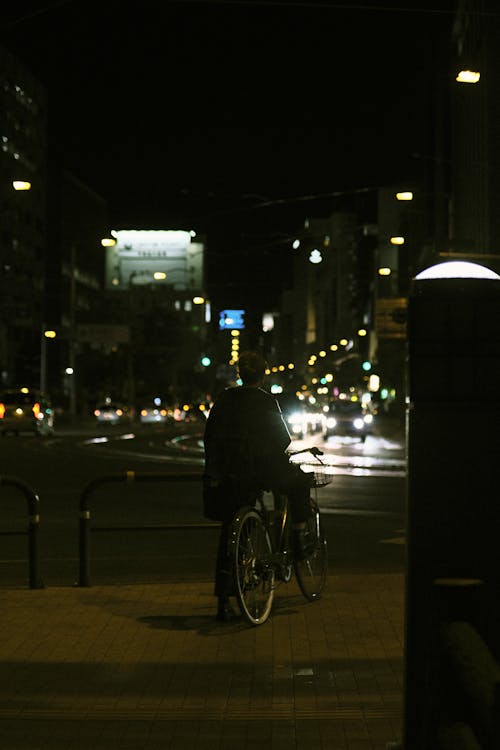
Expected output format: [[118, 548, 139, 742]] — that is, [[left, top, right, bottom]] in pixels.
[[78, 505, 91, 587], [27, 491, 43, 589], [76, 471, 204, 586], [0, 475, 43, 589]]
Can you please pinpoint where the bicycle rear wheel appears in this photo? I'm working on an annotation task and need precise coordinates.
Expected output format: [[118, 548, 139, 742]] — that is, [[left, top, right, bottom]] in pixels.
[[294, 500, 328, 601], [232, 508, 274, 625]]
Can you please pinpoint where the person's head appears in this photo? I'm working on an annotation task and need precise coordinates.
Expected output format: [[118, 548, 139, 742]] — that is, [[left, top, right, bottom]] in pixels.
[[237, 350, 267, 386]]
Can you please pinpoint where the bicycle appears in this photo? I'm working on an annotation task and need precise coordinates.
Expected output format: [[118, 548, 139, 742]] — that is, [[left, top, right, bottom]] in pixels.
[[227, 446, 331, 626]]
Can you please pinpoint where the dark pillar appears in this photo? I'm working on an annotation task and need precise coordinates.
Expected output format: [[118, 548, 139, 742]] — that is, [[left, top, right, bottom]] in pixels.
[[403, 262, 500, 748]]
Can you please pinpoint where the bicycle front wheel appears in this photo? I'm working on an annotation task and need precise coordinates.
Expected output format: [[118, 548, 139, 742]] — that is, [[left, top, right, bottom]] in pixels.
[[232, 508, 274, 625], [294, 500, 328, 601]]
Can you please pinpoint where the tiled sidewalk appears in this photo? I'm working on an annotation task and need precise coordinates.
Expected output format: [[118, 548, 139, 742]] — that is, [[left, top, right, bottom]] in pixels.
[[0, 572, 404, 749]]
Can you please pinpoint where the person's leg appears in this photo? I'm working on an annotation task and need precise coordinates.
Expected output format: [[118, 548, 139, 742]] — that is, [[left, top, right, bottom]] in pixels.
[[214, 522, 238, 621], [283, 470, 314, 560]]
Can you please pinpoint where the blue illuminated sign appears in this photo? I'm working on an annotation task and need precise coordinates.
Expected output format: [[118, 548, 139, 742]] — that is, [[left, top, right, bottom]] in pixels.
[[219, 309, 245, 330]]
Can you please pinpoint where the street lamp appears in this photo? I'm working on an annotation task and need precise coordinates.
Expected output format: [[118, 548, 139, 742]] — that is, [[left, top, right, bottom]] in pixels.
[[12, 180, 31, 191], [456, 69, 480, 84]]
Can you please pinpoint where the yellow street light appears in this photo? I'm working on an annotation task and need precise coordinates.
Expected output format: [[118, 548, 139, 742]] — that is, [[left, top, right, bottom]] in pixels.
[[396, 191, 413, 201], [193, 296, 205, 304], [44, 330, 57, 339], [378, 267, 392, 276], [390, 236, 405, 245], [357, 328, 367, 337], [456, 70, 480, 84], [153, 272, 167, 280], [13, 180, 31, 191], [101, 237, 116, 247], [339, 338, 348, 346]]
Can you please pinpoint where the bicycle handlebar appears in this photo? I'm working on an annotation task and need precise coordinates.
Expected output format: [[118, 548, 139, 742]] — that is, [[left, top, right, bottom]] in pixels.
[[287, 446, 323, 458]]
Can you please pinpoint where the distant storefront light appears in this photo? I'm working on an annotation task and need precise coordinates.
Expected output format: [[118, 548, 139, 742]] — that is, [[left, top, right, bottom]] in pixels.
[[262, 312, 275, 332]]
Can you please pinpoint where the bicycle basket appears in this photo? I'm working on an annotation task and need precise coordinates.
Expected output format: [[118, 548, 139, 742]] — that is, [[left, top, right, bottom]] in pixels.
[[310, 468, 332, 488]]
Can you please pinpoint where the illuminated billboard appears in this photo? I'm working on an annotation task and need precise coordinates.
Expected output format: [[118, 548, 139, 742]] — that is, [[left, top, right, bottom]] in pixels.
[[219, 309, 245, 330], [105, 229, 204, 290]]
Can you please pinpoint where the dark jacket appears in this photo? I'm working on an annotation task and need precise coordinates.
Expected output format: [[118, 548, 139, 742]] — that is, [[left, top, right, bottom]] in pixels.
[[204, 385, 291, 485]]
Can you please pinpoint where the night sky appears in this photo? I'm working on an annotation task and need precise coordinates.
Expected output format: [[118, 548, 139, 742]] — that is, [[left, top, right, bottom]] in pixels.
[[2, 0, 454, 310]]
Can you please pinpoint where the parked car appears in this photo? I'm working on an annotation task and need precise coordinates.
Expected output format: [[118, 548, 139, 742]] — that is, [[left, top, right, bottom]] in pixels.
[[323, 399, 374, 442], [0, 387, 55, 437], [93, 401, 131, 425]]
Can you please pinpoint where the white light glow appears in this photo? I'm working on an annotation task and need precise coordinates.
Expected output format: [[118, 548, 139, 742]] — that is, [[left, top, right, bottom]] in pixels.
[[415, 261, 500, 281], [309, 249, 323, 264], [113, 229, 192, 249]]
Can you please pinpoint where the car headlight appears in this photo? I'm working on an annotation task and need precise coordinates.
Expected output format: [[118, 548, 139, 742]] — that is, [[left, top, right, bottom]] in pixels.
[[363, 413, 373, 424], [353, 417, 364, 430], [288, 411, 303, 424], [326, 417, 337, 428]]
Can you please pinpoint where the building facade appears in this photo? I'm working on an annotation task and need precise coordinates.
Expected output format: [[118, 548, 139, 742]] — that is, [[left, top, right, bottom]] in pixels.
[[0, 44, 47, 387]]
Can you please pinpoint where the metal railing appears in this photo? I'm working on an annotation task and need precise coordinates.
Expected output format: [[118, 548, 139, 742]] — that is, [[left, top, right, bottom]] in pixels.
[[78, 470, 212, 586], [0, 475, 43, 589]]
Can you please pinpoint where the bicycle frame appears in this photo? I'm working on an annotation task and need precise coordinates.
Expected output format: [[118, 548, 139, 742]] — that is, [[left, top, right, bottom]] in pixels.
[[227, 447, 329, 625]]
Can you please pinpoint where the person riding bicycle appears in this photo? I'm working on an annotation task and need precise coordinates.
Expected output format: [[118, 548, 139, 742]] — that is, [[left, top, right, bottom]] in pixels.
[[203, 349, 313, 621]]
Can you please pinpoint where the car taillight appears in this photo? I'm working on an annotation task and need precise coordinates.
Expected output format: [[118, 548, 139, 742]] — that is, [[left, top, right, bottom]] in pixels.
[[32, 402, 41, 418], [94, 409, 101, 417], [0, 403, 4, 419], [116, 409, 123, 417], [141, 409, 147, 416]]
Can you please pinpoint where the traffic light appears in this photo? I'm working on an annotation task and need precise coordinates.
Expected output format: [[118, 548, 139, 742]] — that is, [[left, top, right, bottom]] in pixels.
[[201, 355, 211, 367], [362, 360, 372, 372]]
